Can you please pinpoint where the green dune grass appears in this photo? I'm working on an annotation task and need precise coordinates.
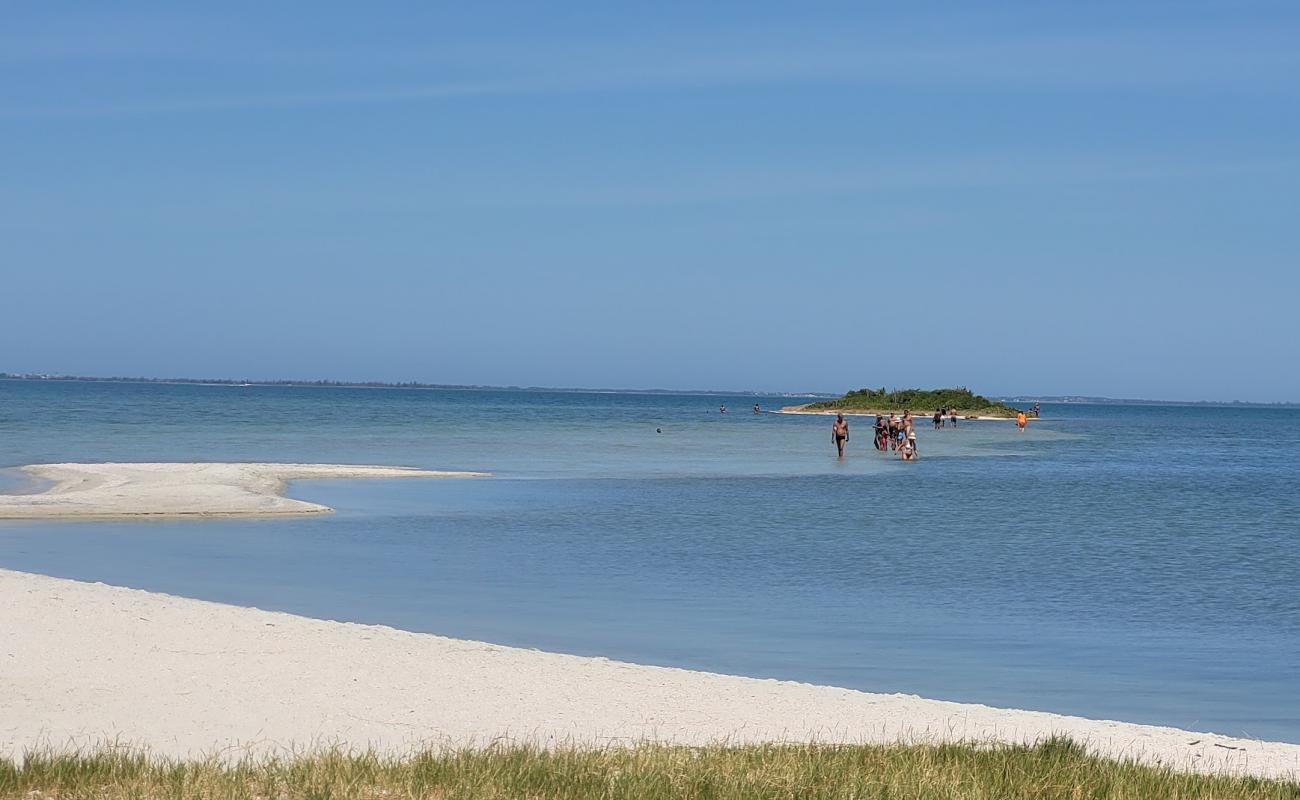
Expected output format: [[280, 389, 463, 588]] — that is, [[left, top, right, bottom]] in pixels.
[[3, 738, 1296, 800]]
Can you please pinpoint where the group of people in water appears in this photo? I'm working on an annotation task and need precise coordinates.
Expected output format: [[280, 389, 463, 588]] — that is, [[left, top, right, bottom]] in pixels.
[[833, 409, 954, 461], [832, 403, 1040, 456], [714, 401, 1038, 456]]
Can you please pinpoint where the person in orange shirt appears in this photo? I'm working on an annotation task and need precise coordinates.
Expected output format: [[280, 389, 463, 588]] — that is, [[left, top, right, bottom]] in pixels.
[[1016, 410, 1028, 431]]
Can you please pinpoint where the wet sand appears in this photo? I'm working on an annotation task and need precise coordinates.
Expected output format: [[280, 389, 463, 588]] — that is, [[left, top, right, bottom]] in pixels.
[[0, 462, 488, 519]]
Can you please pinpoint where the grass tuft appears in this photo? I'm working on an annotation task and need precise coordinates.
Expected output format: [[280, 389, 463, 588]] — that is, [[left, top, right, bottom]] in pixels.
[[1, 738, 1296, 799]]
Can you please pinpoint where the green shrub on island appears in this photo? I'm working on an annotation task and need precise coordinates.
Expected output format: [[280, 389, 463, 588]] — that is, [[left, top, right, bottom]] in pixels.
[[3, 739, 1295, 800], [807, 387, 1018, 417]]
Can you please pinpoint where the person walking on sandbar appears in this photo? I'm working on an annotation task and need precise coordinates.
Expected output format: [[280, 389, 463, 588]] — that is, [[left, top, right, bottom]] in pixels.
[[832, 413, 850, 457]]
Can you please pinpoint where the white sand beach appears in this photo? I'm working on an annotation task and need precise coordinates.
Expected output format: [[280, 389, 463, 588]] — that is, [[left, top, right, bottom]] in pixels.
[[0, 462, 488, 519], [1, 568, 1296, 779]]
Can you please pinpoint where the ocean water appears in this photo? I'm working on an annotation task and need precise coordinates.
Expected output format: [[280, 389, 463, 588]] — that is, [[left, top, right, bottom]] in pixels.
[[1, 379, 1297, 742]]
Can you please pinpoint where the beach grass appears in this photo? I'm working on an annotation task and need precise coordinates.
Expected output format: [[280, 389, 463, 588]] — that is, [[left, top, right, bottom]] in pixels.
[[3, 737, 1297, 800]]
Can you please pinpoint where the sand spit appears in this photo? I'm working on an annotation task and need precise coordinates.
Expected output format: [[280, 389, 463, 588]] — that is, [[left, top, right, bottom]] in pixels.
[[0, 462, 488, 519], [1, 569, 1295, 778], [778, 405, 1020, 421]]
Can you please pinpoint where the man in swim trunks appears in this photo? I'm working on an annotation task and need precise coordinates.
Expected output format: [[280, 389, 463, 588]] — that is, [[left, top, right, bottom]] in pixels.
[[874, 414, 886, 451], [950, 408, 958, 427], [933, 410, 942, 430], [832, 414, 849, 457]]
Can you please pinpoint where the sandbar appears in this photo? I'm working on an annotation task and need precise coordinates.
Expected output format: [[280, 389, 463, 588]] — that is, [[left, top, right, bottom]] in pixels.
[[0, 462, 488, 519], [778, 404, 1024, 421], [1, 568, 1296, 778]]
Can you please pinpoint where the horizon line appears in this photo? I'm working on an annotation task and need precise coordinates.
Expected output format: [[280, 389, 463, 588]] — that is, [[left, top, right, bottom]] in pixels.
[[2, 372, 1297, 408]]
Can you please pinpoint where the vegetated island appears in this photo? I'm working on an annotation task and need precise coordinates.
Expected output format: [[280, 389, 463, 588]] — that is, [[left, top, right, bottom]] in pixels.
[[782, 387, 1020, 418]]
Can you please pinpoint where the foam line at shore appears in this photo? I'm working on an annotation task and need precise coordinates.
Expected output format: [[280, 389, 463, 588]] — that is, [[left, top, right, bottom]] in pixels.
[[1, 568, 1296, 778], [0, 462, 488, 519]]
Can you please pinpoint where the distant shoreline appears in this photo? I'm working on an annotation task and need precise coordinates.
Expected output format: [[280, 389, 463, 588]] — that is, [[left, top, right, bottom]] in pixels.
[[2, 375, 1294, 408], [0, 375, 830, 399], [995, 396, 1300, 409]]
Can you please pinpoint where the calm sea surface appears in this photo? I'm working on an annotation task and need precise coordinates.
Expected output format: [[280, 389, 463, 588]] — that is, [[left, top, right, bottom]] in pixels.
[[1, 380, 1297, 742]]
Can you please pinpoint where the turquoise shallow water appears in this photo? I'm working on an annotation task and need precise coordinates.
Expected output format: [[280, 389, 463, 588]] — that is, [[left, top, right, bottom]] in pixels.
[[1, 380, 1297, 742]]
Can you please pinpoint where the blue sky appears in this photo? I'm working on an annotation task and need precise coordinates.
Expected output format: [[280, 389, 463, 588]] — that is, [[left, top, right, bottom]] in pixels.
[[3, 3, 1297, 400]]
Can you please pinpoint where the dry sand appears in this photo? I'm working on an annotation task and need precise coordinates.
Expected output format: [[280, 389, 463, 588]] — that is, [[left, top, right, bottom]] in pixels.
[[0, 462, 488, 519], [1, 569, 1296, 779]]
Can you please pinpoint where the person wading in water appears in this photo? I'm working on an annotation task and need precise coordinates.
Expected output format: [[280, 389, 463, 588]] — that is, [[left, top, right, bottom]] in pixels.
[[832, 414, 850, 457]]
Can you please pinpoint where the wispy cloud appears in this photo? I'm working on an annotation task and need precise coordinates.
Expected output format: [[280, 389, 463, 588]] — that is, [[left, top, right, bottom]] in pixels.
[[31, 150, 1279, 213], [427, 154, 1300, 209], [0, 82, 522, 119], [3, 17, 1297, 119]]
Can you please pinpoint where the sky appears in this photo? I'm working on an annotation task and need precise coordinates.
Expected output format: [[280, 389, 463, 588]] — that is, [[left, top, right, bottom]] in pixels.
[[2, 2, 1298, 401]]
